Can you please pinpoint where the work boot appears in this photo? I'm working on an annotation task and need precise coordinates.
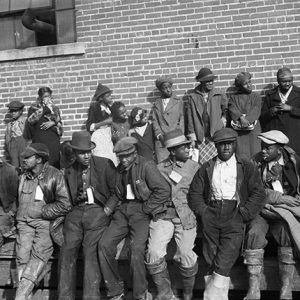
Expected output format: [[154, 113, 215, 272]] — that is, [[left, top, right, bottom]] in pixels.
[[146, 259, 179, 300], [179, 263, 198, 300], [203, 272, 230, 300], [243, 249, 264, 300], [278, 247, 295, 300], [15, 278, 35, 300]]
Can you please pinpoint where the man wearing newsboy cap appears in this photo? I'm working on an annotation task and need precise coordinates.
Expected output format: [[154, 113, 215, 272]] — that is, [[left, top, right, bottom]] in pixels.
[[58, 131, 119, 300], [15, 143, 71, 300], [146, 129, 200, 300], [243, 130, 300, 300], [184, 67, 228, 164], [188, 128, 265, 300], [99, 136, 170, 300]]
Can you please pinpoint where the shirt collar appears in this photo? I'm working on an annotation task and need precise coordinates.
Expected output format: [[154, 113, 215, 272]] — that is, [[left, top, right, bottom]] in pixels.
[[164, 157, 185, 168], [216, 155, 236, 166]]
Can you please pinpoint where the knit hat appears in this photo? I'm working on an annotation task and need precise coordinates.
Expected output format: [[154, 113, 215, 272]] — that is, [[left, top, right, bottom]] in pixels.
[[155, 76, 173, 89], [235, 72, 252, 87]]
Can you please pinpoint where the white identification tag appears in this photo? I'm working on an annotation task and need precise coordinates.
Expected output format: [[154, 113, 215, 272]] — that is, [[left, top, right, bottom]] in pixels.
[[35, 186, 44, 201], [272, 180, 284, 194], [126, 184, 135, 200], [189, 148, 199, 162], [169, 171, 182, 183], [86, 187, 95, 204]]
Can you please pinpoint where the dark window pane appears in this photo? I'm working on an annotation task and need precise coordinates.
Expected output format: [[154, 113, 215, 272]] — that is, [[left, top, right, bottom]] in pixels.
[[56, 9, 75, 44], [10, 0, 52, 11], [14, 15, 36, 49], [31, 0, 52, 9], [55, 0, 74, 10], [0, 17, 15, 50]]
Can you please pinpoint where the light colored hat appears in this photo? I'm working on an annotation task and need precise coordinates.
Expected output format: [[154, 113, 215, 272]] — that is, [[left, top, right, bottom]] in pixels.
[[164, 129, 191, 149], [258, 130, 289, 145]]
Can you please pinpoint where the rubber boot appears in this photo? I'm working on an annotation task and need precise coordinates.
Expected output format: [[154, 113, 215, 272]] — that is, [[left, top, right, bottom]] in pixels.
[[278, 247, 295, 300], [203, 272, 230, 300], [179, 262, 198, 300], [243, 249, 264, 300], [146, 259, 179, 300]]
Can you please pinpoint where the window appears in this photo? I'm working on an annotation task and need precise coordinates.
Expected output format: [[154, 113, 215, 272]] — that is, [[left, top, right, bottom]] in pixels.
[[0, 0, 76, 51]]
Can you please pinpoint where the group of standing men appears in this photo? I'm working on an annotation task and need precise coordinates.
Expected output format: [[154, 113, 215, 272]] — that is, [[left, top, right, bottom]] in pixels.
[[1, 65, 300, 300]]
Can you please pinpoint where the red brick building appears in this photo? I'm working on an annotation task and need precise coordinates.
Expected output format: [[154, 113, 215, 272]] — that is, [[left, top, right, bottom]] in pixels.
[[1, 0, 300, 153]]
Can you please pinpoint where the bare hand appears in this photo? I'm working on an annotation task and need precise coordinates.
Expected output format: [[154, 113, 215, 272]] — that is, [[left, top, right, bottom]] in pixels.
[[104, 206, 112, 216], [40, 121, 55, 130], [281, 195, 300, 207], [221, 116, 227, 128], [239, 115, 250, 128], [277, 104, 291, 112]]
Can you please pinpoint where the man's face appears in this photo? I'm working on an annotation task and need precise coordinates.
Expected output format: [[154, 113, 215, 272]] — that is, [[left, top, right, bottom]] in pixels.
[[118, 151, 137, 168], [200, 80, 214, 92], [261, 142, 281, 162], [171, 144, 190, 163], [216, 141, 236, 161], [75, 150, 92, 167], [159, 83, 173, 98], [277, 74, 293, 93], [10, 109, 22, 120], [23, 155, 39, 171]]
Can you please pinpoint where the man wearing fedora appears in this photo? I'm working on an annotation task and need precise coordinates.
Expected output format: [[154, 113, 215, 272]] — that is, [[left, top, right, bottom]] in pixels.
[[243, 130, 300, 300], [15, 143, 71, 300], [58, 131, 119, 300], [185, 67, 228, 164], [188, 128, 265, 300], [99, 137, 170, 300], [146, 129, 200, 300]]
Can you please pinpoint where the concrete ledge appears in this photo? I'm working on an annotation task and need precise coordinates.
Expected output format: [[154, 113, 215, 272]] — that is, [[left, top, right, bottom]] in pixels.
[[0, 43, 85, 62]]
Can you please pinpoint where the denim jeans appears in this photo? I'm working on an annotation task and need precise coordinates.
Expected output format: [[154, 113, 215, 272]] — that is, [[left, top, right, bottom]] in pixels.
[[99, 201, 150, 299], [202, 200, 244, 276]]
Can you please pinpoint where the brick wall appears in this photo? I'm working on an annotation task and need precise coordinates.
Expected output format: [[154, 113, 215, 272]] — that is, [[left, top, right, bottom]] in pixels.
[[1, 0, 300, 154]]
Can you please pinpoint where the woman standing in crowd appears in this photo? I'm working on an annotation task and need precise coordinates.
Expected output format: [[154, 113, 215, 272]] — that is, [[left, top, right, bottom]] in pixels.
[[86, 83, 117, 165], [23, 87, 62, 169], [152, 76, 185, 163], [228, 72, 262, 159], [128, 107, 156, 162]]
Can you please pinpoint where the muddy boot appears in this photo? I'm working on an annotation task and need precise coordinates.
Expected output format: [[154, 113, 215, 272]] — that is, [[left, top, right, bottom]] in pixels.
[[179, 262, 198, 300], [146, 259, 179, 300], [278, 247, 295, 300], [243, 249, 264, 300], [203, 272, 230, 300]]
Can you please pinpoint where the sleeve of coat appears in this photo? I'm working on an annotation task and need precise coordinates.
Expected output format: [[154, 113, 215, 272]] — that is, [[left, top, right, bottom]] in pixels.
[[142, 161, 170, 217], [42, 170, 72, 220], [86, 103, 96, 133], [246, 94, 262, 124], [187, 166, 208, 217], [186, 96, 197, 141], [151, 104, 162, 138], [104, 159, 120, 212], [221, 92, 228, 119], [260, 93, 273, 125], [179, 99, 185, 133], [228, 95, 243, 121], [239, 161, 266, 222]]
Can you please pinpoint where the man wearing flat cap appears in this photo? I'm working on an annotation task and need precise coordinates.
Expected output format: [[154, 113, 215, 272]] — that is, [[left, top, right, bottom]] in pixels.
[[5, 100, 27, 169], [243, 130, 300, 300], [188, 128, 265, 300], [261, 67, 300, 156], [185, 67, 228, 164], [152, 76, 185, 163], [146, 129, 200, 300], [15, 143, 71, 300], [58, 131, 119, 300], [99, 136, 170, 300]]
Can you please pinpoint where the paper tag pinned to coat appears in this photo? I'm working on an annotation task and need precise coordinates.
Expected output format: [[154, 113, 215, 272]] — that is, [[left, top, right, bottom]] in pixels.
[[189, 148, 199, 162], [35, 185, 44, 201], [86, 187, 95, 204], [126, 184, 135, 200], [169, 171, 182, 183], [272, 180, 284, 194]]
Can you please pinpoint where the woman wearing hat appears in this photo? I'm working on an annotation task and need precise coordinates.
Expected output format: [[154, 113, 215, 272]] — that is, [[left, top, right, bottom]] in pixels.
[[185, 67, 228, 164], [228, 72, 262, 159], [23, 87, 63, 169], [86, 83, 118, 165], [152, 76, 185, 163]]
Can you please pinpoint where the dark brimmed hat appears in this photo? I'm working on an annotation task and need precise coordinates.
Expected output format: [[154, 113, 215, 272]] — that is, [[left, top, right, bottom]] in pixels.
[[164, 129, 191, 149], [195, 67, 217, 82], [7, 100, 24, 110], [213, 128, 238, 144], [114, 137, 137, 156], [258, 130, 289, 145], [67, 131, 96, 151], [92, 83, 112, 101], [22, 143, 50, 159], [155, 76, 173, 89]]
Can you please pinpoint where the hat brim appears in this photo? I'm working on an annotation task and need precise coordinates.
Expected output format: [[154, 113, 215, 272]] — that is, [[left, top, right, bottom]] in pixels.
[[166, 139, 191, 149], [67, 141, 96, 151], [214, 138, 237, 144], [92, 90, 113, 101], [115, 148, 136, 156], [195, 74, 218, 82]]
